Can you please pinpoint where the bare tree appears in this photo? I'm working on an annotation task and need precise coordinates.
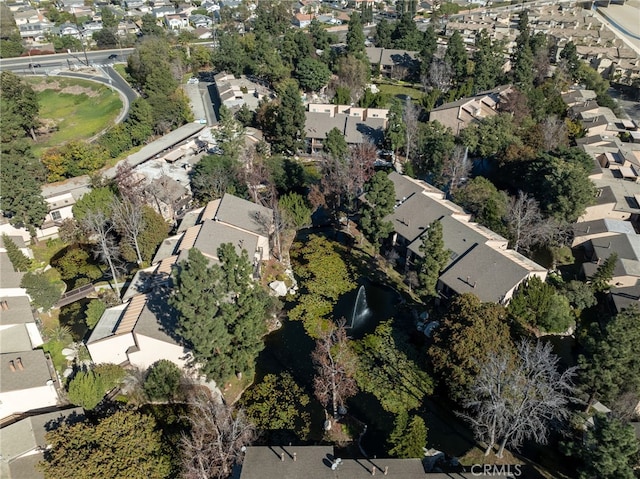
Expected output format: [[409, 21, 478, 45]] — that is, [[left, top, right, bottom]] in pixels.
[[461, 340, 576, 458], [180, 393, 256, 479], [426, 57, 453, 92], [505, 191, 559, 253], [541, 115, 568, 151], [81, 211, 121, 300], [111, 197, 146, 265], [403, 99, 421, 166], [114, 161, 145, 204], [442, 145, 471, 194], [348, 142, 376, 198], [312, 319, 358, 423]]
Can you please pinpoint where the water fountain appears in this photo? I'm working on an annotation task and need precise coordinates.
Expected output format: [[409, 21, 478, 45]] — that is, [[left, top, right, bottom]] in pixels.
[[347, 285, 371, 330]]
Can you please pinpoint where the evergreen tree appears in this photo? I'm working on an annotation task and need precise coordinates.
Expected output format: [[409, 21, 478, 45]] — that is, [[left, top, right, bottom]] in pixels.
[[360, 171, 395, 248], [324, 127, 349, 161], [144, 359, 182, 401], [20, 272, 61, 311], [472, 30, 503, 92], [388, 412, 428, 458], [374, 18, 392, 49], [444, 31, 468, 86], [385, 99, 406, 157], [170, 247, 271, 383], [346, 11, 366, 59], [392, 13, 422, 50], [568, 413, 639, 479], [420, 26, 438, 74], [269, 80, 306, 155], [2, 234, 31, 271], [512, 10, 534, 90], [67, 370, 105, 410], [589, 253, 618, 293], [416, 219, 449, 300]]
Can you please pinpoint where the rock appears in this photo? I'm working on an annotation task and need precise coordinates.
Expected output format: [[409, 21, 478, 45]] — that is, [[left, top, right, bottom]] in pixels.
[[269, 280, 288, 297]]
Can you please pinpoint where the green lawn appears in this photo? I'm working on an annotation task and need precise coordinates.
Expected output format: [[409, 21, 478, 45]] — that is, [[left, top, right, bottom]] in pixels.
[[27, 77, 122, 156], [375, 83, 425, 104]]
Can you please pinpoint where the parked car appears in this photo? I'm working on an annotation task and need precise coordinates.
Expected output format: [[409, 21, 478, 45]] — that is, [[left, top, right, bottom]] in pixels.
[[28, 63, 41, 68], [107, 54, 118, 60], [187, 77, 199, 84]]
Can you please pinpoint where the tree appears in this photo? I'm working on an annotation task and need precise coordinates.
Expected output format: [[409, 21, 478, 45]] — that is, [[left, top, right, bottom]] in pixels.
[[84, 299, 106, 329], [472, 30, 504, 92], [360, 171, 395, 247], [589, 253, 618, 293], [191, 153, 245, 204], [67, 370, 105, 410], [111, 197, 145, 265], [0, 71, 39, 140], [39, 410, 171, 479], [170, 247, 271, 383], [429, 294, 513, 403], [144, 359, 182, 402], [241, 372, 311, 440], [578, 306, 640, 405], [508, 276, 574, 333], [384, 99, 406, 158], [334, 55, 370, 103], [295, 57, 331, 92], [93, 28, 117, 48], [180, 394, 255, 479], [413, 120, 455, 183], [388, 411, 428, 458], [81, 211, 121, 300], [392, 13, 422, 50], [374, 18, 392, 48], [403, 99, 420, 166], [559, 41, 580, 81], [566, 413, 639, 479], [444, 31, 468, 85], [563, 280, 596, 311], [41, 141, 108, 181], [442, 145, 471, 193], [355, 320, 433, 413], [214, 105, 246, 159], [312, 319, 358, 420], [122, 206, 169, 264], [72, 187, 116, 221], [2, 234, 31, 271], [420, 25, 438, 70], [505, 191, 558, 254], [454, 177, 509, 235], [51, 244, 102, 288], [414, 220, 449, 301], [324, 127, 349, 161], [20, 272, 62, 311], [346, 11, 365, 58], [279, 192, 312, 230], [267, 80, 306, 154], [462, 340, 576, 458]]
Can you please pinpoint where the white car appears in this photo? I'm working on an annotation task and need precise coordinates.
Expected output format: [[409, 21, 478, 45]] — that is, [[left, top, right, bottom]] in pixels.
[[187, 77, 199, 85]]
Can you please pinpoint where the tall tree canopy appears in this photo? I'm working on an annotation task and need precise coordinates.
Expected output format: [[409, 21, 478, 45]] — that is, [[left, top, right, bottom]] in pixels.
[[415, 219, 449, 301], [170, 246, 272, 383], [360, 171, 395, 248]]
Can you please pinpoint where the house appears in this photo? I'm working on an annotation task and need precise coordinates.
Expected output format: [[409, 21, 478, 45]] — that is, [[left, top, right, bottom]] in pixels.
[[304, 104, 389, 153], [0, 408, 85, 479], [0, 350, 60, 421], [0, 252, 27, 298], [365, 47, 419, 79], [213, 72, 271, 112], [238, 445, 477, 478], [292, 13, 314, 28], [37, 192, 76, 240], [428, 87, 510, 134], [386, 172, 547, 305], [144, 175, 191, 222], [189, 13, 212, 28], [610, 283, 640, 313], [581, 233, 640, 288], [572, 218, 636, 247], [0, 296, 44, 354], [164, 13, 189, 29]]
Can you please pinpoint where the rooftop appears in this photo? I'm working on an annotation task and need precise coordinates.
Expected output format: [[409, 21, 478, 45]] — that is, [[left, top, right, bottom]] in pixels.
[[0, 253, 24, 289], [0, 296, 34, 325], [214, 193, 273, 236], [0, 350, 54, 393]]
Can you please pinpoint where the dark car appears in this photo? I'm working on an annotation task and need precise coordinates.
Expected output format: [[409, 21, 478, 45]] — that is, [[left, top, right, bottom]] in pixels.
[[107, 54, 118, 60], [28, 63, 41, 68]]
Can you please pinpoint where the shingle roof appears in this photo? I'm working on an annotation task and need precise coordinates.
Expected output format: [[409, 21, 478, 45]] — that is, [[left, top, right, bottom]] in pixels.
[[0, 296, 33, 325], [214, 194, 273, 236], [0, 325, 33, 354], [193, 220, 259, 260], [0, 350, 54, 393], [438, 244, 541, 303], [0, 253, 24, 289]]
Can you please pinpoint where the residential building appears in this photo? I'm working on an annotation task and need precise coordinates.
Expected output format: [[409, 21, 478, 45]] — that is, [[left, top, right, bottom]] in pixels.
[[386, 172, 547, 304], [144, 175, 191, 222], [37, 192, 76, 240], [428, 86, 511, 134], [304, 104, 388, 153], [0, 252, 27, 298], [0, 350, 59, 421], [582, 233, 640, 288], [0, 408, 85, 479], [365, 47, 419, 79], [0, 296, 44, 355], [164, 13, 189, 29], [213, 72, 272, 112], [292, 13, 314, 28]]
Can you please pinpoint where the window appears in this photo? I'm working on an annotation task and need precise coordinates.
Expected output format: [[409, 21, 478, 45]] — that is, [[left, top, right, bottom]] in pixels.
[[51, 210, 62, 221]]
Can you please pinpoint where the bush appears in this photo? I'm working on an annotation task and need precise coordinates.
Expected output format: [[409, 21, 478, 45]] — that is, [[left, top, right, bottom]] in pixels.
[[67, 371, 105, 410], [20, 271, 62, 310], [2, 233, 31, 271], [143, 360, 182, 402]]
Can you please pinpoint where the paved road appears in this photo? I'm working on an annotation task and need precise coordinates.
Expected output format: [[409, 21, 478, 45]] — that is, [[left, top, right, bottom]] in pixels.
[[0, 48, 135, 73]]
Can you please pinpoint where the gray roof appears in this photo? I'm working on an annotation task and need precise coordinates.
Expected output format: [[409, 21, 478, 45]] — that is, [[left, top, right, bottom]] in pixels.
[[214, 194, 273, 236], [193, 220, 259, 260], [438, 244, 537, 303], [152, 234, 182, 264], [304, 112, 386, 146], [146, 175, 188, 204], [365, 47, 419, 68], [0, 324, 33, 353], [134, 293, 183, 346], [573, 218, 636, 238], [305, 111, 347, 140], [0, 296, 33, 325], [610, 284, 640, 313], [408, 215, 489, 266], [387, 171, 429, 203], [0, 235, 26, 249], [238, 446, 475, 479], [86, 303, 127, 344], [0, 350, 53, 393], [591, 233, 640, 262], [387, 193, 461, 244], [0, 253, 24, 289]]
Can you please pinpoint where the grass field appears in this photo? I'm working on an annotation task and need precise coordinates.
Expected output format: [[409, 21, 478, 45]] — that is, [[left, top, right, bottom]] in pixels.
[[376, 83, 425, 103], [26, 77, 122, 156]]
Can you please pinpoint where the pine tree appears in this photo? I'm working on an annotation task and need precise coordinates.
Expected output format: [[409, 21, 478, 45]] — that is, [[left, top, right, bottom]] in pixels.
[[360, 171, 396, 248], [2, 233, 31, 271], [420, 26, 438, 74], [444, 31, 468, 86], [416, 219, 450, 300], [270, 80, 306, 155], [346, 11, 366, 59], [589, 252, 617, 293], [472, 30, 503, 92]]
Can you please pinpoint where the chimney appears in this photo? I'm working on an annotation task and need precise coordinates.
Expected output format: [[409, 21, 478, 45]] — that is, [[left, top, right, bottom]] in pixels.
[[1, 300, 8, 310], [9, 360, 16, 372], [280, 453, 284, 462], [293, 453, 297, 462], [16, 357, 23, 370], [372, 466, 377, 476], [384, 466, 388, 476], [473, 282, 477, 289]]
